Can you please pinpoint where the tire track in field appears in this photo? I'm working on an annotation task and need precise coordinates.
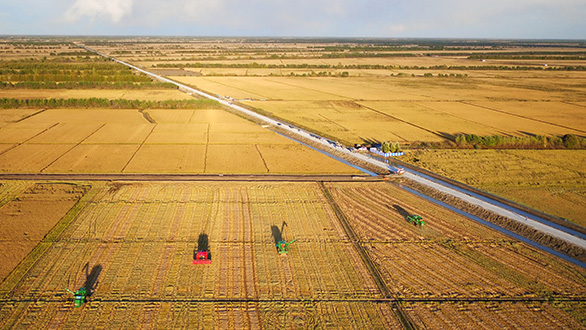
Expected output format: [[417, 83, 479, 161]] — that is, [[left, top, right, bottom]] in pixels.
[[39, 123, 106, 173], [121, 124, 156, 173], [317, 182, 416, 330], [460, 101, 586, 134], [357, 103, 445, 142], [254, 144, 269, 173], [0, 122, 58, 156]]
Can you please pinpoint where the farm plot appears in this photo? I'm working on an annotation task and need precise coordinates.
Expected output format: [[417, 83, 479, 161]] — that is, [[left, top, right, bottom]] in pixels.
[[402, 149, 586, 226], [412, 101, 585, 137], [0, 182, 87, 281], [0, 106, 359, 174], [405, 301, 584, 330], [324, 181, 586, 301], [0, 182, 399, 328], [468, 101, 586, 132]]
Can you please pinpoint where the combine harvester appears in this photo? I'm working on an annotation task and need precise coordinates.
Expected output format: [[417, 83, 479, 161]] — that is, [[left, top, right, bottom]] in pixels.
[[407, 214, 425, 226], [193, 233, 212, 264], [275, 222, 297, 254], [277, 238, 297, 254], [65, 287, 87, 308], [193, 250, 212, 264]]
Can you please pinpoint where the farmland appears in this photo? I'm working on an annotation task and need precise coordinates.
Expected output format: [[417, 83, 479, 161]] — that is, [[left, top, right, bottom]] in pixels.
[[0, 180, 584, 328], [401, 149, 586, 227], [0, 37, 585, 328], [82, 38, 586, 225]]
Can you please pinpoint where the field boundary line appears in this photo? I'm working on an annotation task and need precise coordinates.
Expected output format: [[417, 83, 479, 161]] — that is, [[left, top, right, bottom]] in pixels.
[[0, 173, 380, 182], [317, 182, 417, 330], [2, 296, 584, 303]]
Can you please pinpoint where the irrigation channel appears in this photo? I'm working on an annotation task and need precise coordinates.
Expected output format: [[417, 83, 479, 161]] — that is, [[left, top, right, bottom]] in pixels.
[[78, 43, 586, 268]]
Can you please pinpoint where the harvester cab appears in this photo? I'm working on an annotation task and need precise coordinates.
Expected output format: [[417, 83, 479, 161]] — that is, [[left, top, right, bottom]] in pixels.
[[407, 214, 425, 226], [66, 287, 87, 308]]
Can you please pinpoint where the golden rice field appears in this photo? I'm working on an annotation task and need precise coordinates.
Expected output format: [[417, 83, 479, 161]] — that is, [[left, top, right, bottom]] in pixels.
[[0, 107, 358, 174], [0, 181, 584, 328], [403, 149, 586, 227], [170, 75, 585, 146]]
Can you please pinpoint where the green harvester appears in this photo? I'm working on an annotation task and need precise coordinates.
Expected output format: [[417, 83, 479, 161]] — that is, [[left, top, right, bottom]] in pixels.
[[66, 287, 87, 308], [276, 238, 297, 254], [407, 214, 425, 226]]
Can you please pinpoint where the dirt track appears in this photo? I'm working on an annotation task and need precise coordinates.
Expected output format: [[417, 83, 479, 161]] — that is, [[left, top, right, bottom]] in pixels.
[[0, 173, 382, 182]]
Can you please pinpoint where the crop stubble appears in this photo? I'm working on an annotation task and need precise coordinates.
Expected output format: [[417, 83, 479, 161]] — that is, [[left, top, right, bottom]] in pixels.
[[0, 182, 400, 328]]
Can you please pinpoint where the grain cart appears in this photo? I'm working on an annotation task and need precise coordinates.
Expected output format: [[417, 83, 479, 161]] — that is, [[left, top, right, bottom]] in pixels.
[[276, 238, 297, 254], [407, 214, 424, 226], [66, 287, 87, 307]]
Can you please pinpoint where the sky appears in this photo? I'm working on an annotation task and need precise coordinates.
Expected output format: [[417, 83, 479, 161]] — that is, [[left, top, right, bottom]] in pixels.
[[1, 0, 585, 39]]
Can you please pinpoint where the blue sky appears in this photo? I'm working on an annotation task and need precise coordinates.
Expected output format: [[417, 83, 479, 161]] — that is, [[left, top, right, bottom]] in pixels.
[[1, 0, 585, 39]]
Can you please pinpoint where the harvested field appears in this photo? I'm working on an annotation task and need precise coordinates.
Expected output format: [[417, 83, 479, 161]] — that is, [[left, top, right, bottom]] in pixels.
[[0, 182, 87, 281], [0, 181, 583, 328], [0, 182, 395, 328], [405, 301, 584, 329]]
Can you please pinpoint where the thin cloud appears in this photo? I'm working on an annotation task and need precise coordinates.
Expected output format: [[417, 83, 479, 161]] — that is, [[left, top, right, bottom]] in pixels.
[[62, 0, 134, 23]]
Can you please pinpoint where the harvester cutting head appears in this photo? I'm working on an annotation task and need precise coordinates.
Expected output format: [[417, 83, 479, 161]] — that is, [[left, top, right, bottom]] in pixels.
[[193, 250, 212, 264]]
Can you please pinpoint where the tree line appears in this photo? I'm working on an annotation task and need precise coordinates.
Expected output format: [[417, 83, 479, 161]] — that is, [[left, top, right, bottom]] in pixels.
[[0, 98, 221, 110], [0, 81, 176, 90], [154, 62, 586, 71], [454, 133, 585, 149]]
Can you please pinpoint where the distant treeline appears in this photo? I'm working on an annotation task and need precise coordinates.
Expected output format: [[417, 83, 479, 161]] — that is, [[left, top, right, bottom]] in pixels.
[[468, 52, 586, 60], [0, 73, 152, 82], [154, 62, 586, 71], [0, 98, 221, 110], [0, 60, 120, 70], [453, 133, 586, 149], [0, 81, 177, 90]]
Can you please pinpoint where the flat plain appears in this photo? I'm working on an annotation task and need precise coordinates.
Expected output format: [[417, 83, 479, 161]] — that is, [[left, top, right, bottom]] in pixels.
[[0, 38, 585, 329]]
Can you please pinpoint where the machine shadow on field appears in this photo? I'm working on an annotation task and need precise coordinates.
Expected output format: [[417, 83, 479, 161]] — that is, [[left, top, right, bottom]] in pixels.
[[195, 233, 210, 255], [359, 137, 382, 147], [391, 204, 410, 221], [83, 263, 102, 296], [271, 222, 287, 245]]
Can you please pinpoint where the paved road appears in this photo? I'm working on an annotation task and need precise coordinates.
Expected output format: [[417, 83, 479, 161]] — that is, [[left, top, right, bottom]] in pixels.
[[78, 43, 586, 251]]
